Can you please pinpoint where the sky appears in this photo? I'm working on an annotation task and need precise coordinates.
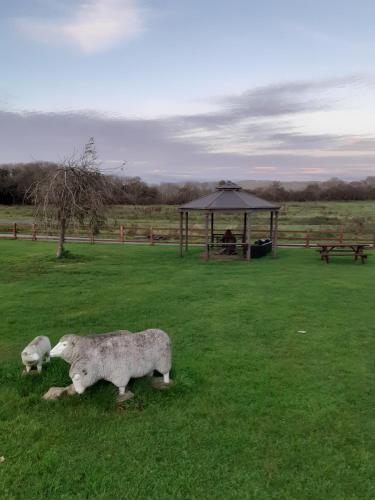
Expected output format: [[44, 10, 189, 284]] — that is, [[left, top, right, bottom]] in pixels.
[[1, 0, 375, 182]]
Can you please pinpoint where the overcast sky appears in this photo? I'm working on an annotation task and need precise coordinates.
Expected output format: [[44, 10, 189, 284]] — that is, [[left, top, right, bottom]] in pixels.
[[1, 0, 375, 182]]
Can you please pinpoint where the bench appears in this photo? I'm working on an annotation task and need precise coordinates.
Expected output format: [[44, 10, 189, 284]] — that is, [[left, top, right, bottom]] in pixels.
[[320, 249, 368, 263], [317, 243, 370, 264]]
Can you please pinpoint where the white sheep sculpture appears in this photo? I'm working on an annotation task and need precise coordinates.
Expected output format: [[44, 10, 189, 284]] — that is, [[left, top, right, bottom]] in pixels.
[[21, 336, 51, 373], [50, 329, 172, 401]]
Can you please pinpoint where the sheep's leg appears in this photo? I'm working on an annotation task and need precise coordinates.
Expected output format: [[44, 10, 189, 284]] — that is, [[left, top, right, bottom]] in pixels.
[[42, 384, 76, 400], [37, 363, 42, 373], [45, 355, 51, 363], [22, 365, 31, 376], [116, 383, 134, 403], [147, 370, 154, 377], [151, 371, 172, 389]]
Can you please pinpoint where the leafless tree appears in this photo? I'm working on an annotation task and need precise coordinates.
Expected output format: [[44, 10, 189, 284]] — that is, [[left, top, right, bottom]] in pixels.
[[27, 138, 113, 258]]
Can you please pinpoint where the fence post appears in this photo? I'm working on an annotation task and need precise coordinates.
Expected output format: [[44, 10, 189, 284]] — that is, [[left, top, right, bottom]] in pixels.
[[32, 224, 37, 241], [150, 227, 154, 245], [373, 231, 375, 249], [13, 223, 17, 240], [120, 225, 124, 243], [339, 226, 344, 243], [305, 231, 310, 248], [90, 231, 95, 244]]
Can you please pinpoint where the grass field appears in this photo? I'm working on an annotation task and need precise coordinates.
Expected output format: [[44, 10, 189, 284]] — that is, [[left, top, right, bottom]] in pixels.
[[1, 201, 375, 233], [1, 241, 375, 498]]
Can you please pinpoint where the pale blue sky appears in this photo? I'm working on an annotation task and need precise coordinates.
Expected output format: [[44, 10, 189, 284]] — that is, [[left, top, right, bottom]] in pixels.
[[1, 0, 375, 181]]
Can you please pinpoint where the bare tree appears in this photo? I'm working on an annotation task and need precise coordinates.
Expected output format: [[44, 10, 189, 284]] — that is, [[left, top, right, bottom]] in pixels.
[[27, 138, 113, 258]]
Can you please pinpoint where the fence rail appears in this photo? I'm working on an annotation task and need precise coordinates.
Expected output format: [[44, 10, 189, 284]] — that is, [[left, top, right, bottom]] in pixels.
[[1, 223, 375, 248]]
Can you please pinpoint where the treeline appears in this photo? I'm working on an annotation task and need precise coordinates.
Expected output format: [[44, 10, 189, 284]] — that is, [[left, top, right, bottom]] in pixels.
[[252, 178, 375, 202], [0, 162, 57, 204], [1, 162, 375, 205], [0, 162, 213, 205]]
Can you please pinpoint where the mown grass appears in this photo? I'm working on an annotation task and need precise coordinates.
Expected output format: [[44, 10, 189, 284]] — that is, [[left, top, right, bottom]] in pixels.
[[0, 241, 375, 499]]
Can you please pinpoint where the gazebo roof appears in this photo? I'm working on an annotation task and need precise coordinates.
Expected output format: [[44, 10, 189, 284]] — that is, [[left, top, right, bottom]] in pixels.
[[179, 181, 280, 211]]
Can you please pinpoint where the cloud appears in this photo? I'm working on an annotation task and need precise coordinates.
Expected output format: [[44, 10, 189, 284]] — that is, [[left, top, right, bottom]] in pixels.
[[179, 75, 368, 130], [15, 0, 145, 53], [1, 76, 375, 181], [254, 167, 278, 171], [173, 76, 375, 158]]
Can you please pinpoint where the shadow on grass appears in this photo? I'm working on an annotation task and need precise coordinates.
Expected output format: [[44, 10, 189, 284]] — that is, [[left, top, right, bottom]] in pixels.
[[1, 360, 200, 414]]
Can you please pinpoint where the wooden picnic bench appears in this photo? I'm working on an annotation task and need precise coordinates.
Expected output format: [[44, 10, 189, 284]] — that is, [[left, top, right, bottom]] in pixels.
[[317, 243, 370, 264]]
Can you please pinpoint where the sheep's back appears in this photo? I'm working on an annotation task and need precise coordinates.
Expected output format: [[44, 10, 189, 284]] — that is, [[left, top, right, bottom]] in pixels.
[[94, 329, 171, 380], [27, 335, 51, 353]]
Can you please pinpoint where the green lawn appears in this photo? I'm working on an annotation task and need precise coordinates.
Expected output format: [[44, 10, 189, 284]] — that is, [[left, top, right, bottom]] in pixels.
[[1, 241, 374, 499]]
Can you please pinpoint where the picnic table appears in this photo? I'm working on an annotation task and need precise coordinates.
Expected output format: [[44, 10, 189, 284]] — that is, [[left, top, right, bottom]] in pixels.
[[317, 243, 370, 264]]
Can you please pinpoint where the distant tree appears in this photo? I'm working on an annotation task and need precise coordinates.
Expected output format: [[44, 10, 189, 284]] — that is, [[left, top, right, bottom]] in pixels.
[[254, 181, 290, 202], [0, 162, 57, 204], [0, 168, 17, 204], [296, 183, 322, 201], [113, 176, 160, 205], [27, 138, 113, 258]]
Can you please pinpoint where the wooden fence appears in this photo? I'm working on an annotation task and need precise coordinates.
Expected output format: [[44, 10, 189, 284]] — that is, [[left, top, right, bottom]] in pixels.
[[1, 222, 375, 248]]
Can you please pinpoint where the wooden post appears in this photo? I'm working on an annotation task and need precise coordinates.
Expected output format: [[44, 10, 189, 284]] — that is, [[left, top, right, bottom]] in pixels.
[[339, 226, 344, 243], [246, 212, 251, 260], [272, 211, 279, 257], [205, 212, 209, 260], [120, 225, 124, 243], [373, 231, 375, 249], [185, 212, 189, 251], [243, 212, 247, 242], [13, 223, 17, 240], [150, 227, 154, 245], [211, 213, 214, 243], [90, 231, 95, 244], [179, 211, 183, 257], [305, 231, 310, 248], [32, 223, 37, 241]]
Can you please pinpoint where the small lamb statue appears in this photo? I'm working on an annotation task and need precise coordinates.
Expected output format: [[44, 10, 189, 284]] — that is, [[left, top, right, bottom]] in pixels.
[[50, 329, 172, 402], [21, 336, 51, 373]]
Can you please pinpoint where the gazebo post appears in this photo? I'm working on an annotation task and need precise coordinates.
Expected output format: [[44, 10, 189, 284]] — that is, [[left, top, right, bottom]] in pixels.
[[179, 211, 183, 257], [246, 211, 251, 261], [185, 211, 189, 251], [205, 212, 210, 260], [272, 210, 279, 257], [210, 213, 214, 243], [270, 211, 274, 240], [243, 212, 247, 242]]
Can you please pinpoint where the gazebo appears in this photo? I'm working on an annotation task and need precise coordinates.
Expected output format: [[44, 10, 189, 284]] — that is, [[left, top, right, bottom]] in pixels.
[[179, 181, 280, 260]]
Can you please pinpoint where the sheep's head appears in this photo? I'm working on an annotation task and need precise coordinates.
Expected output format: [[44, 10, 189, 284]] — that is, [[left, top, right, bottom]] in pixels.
[[21, 349, 39, 364], [69, 360, 98, 394], [50, 334, 79, 362]]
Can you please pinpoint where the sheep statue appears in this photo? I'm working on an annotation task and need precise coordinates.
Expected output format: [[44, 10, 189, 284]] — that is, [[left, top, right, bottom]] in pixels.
[[49, 329, 172, 402], [21, 336, 51, 374], [49, 330, 131, 364]]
